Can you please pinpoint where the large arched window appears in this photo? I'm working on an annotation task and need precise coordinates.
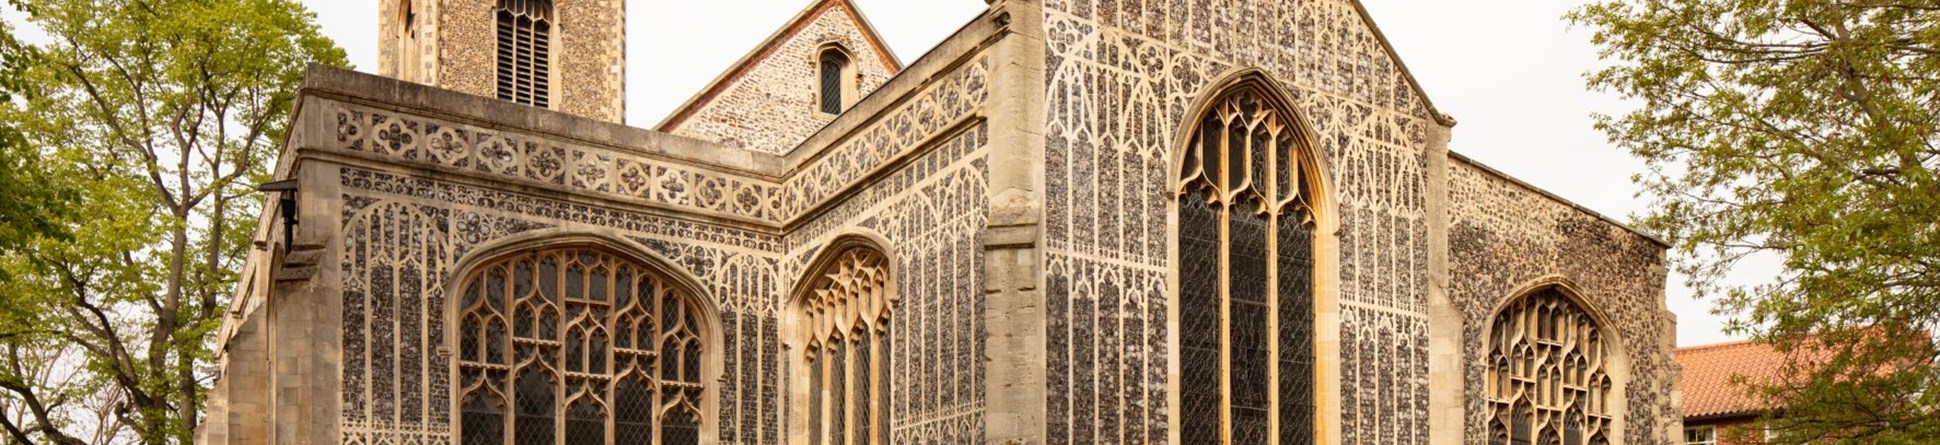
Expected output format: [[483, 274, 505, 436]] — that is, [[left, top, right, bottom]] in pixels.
[[792, 240, 894, 445], [817, 47, 853, 115], [495, 0, 552, 108], [1175, 80, 1319, 445], [456, 246, 708, 445], [1486, 288, 1614, 445]]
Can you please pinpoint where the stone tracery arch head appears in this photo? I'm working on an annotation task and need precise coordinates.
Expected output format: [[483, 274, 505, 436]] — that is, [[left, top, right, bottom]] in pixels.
[[445, 230, 724, 445], [786, 233, 897, 322], [1483, 278, 1624, 445], [1171, 67, 1335, 233]]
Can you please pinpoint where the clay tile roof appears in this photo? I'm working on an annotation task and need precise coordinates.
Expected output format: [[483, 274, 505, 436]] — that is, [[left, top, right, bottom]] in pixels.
[[1676, 339, 1789, 419]]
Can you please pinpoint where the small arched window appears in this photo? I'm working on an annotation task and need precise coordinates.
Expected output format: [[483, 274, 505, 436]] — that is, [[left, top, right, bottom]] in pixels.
[[818, 48, 852, 114], [793, 241, 894, 445], [495, 0, 553, 108], [456, 246, 709, 445], [1486, 288, 1615, 445]]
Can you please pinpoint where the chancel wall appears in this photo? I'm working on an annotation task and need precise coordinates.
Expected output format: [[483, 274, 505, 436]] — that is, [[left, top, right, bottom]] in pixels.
[[1034, 1, 1674, 445], [1038, 0, 1440, 444]]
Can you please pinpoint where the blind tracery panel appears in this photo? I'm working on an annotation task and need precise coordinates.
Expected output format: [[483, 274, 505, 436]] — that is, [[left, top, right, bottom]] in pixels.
[[1486, 290, 1614, 445], [1175, 86, 1318, 445], [798, 245, 894, 445], [495, 0, 552, 108], [457, 247, 707, 445]]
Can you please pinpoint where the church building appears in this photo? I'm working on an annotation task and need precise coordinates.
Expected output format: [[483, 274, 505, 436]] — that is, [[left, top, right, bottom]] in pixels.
[[196, 0, 1685, 444]]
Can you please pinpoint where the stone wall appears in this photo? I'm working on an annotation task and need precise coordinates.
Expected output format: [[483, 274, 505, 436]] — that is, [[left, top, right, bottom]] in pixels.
[[1038, 0, 1440, 444], [291, 37, 989, 444], [662, 0, 898, 155], [1445, 157, 1675, 445]]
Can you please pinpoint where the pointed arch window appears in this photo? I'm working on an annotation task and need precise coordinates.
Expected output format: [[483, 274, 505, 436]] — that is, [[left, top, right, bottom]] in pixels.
[[496, 0, 553, 108], [457, 246, 708, 445], [817, 48, 853, 114], [1175, 82, 1319, 445], [1486, 289, 1615, 445], [794, 242, 894, 445]]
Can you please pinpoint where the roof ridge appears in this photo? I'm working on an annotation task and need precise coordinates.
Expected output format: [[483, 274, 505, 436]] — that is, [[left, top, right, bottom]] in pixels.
[[1675, 338, 1761, 353]]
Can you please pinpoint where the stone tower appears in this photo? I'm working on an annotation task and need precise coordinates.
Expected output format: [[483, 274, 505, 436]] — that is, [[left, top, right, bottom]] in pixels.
[[380, 0, 625, 122]]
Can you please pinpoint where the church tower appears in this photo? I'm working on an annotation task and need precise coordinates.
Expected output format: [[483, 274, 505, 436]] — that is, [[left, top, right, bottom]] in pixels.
[[380, 0, 626, 122]]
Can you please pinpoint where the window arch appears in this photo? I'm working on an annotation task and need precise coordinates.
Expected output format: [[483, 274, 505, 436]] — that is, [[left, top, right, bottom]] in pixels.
[[791, 239, 895, 445], [817, 47, 853, 114], [1486, 288, 1615, 445], [455, 245, 710, 445], [1175, 78, 1320, 445], [496, 0, 553, 108]]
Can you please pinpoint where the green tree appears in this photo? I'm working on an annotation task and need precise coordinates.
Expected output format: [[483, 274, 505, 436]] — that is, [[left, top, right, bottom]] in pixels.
[[1570, 1, 1940, 444], [0, 9, 71, 262], [0, 0, 345, 443]]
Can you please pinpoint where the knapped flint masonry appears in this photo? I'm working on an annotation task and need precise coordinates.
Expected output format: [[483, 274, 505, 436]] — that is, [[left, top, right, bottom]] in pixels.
[[196, 1, 1682, 445]]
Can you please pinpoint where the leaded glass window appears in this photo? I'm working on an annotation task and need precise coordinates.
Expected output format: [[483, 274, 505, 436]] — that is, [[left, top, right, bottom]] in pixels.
[[495, 0, 552, 108], [1176, 84, 1318, 445], [797, 244, 894, 445], [457, 246, 708, 445], [1486, 289, 1614, 445], [818, 49, 850, 115]]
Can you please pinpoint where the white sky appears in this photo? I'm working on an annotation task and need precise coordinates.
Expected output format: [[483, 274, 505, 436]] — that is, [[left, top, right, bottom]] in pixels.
[[97, 0, 1745, 346]]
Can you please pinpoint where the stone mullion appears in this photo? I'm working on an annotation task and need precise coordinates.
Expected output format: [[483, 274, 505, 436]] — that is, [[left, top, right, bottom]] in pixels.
[[867, 329, 882, 445], [847, 331, 861, 445], [602, 268, 618, 445], [552, 253, 568, 445], [1215, 107, 1235, 445], [1264, 125, 1282, 445], [821, 338, 835, 445]]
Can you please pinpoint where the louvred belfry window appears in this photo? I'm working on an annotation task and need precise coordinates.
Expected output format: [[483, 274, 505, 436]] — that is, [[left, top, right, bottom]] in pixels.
[[495, 0, 552, 108], [797, 244, 894, 445], [1175, 85, 1317, 445], [457, 247, 707, 445], [1485, 289, 1614, 445]]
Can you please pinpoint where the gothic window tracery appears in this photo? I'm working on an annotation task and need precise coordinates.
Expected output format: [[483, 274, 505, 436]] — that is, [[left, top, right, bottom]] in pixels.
[[1175, 83, 1318, 445], [818, 48, 853, 115], [1486, 289, 1614, 445], [796, 244, 894, 445], [496, 0, 552, 107], [457, 246, 708, 445]]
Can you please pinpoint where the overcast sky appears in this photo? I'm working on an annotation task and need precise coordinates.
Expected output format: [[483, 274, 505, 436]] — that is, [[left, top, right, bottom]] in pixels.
[[239, 0, 1749, 346]]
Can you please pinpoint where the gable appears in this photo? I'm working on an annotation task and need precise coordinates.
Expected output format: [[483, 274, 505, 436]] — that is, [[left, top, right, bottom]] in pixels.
[[655, 0, 900, 154]]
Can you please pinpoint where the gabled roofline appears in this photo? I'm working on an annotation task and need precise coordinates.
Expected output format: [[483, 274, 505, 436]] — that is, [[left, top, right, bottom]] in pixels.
[[1347, 0, 1458, 127], [1448, 151, 1671, 248], [653, 0, 903, 132]]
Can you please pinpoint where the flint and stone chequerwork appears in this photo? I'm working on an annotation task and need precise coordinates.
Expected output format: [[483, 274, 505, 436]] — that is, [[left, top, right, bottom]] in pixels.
[[197, 0, 1682, 444]]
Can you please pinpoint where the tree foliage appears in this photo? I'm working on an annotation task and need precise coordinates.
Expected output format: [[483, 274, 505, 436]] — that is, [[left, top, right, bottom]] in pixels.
[[0, 0, 345, 443], [1570, 1, 1940, 443]]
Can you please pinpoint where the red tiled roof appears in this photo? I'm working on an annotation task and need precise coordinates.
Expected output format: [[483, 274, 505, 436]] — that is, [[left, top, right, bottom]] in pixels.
[[1678, 329, 1935, 420], [1676, 340, 1788, 419]]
